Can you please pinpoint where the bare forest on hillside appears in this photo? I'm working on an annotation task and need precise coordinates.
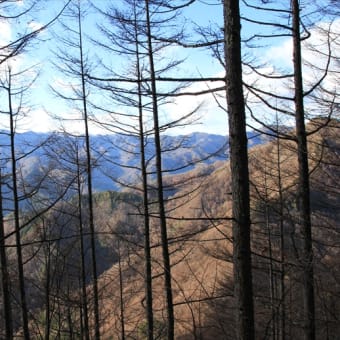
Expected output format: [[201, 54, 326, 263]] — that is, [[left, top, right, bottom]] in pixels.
[[0, 1, 339, 339]]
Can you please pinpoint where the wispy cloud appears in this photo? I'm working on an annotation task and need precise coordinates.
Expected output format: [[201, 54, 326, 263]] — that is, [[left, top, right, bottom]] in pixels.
[[0, 20, 11, 46], [9, 14, 339, 136]]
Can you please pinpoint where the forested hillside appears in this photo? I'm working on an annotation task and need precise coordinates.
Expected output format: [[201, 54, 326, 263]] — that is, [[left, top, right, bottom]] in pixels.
[[2, 119, 338, 339], [92, 119, 339, 339], [0, 1, 339, 340]]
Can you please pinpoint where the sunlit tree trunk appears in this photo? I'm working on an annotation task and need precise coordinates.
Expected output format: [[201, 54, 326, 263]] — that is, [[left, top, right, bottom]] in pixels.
[[291, 1, 315, 339], [75, 149, 90, 340], [275, 115, 286, 340], [223, 1, 255, 339], [0, 167, 13, 339], [145, 1, 174, 338], [7, 67, 30, 340], [77, 6, 101, 339], [43, 220, 51, 340], [134, 10, 154, 339]]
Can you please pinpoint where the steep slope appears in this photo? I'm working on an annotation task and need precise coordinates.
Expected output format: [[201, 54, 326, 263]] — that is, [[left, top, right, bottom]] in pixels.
[[2, 121, 338, 338], [95, 119, 340, 339]]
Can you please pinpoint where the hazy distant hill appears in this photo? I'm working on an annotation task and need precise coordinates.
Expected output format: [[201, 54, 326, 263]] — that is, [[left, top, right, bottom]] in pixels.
[[0, 130, 268, 195]]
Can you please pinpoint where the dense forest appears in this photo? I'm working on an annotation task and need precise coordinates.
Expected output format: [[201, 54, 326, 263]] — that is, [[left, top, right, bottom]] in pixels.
[[0, 1, 339, 339]]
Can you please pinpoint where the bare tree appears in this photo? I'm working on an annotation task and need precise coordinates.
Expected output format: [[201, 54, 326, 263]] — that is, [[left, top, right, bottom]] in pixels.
[[291, 2, 315, 338], [86, 1, 216, 338], [222, 1, 254, 339], [144, 1, 174, 337], [50, 1, 101, 337], [0, 65, 36, 339], [0, 166, 13, 339]]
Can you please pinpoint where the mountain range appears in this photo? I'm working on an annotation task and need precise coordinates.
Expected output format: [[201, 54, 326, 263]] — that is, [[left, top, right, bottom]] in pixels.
[[1, 129, 269, 195]]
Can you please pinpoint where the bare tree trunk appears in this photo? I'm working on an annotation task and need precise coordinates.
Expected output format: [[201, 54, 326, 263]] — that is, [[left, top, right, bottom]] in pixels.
[[264, 165, 277, 340], [77, 5, 101, 339], [76, 150, 90, 340], [275, 116, 286, 340], [134, 13, 154, 339], [0, 168, 13, 339], [44, 221, 51, 340], [223, 1, 254, 339], [67, 283, 74, 339], [8, 67, 30, 340], [145, 1, 174, 338], [291, 1, 315, 339], [117, 239, 126, 340]]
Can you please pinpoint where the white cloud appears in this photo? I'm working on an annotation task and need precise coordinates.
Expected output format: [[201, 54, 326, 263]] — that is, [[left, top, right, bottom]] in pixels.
[[163, 77, 228, 135], [28, 21, 44, 32], [264, 39, 293, 71], [0, 20, 11, 46], [7, 14, 338, 136], [302, 19, 340, 90], [165, 18, 340, 135], [17, 107, 109, 135], [21, 108, 55, 133], [242, 17, 340, 126]]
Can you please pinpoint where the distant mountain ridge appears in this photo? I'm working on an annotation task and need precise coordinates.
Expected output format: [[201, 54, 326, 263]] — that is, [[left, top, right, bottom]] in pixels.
[[0, 130, 269, 195]]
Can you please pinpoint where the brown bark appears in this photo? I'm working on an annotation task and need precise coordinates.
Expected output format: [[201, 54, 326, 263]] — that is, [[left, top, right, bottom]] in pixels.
[[76, 148, 90, 340], [8, 67, 30, 340], [135, 14, 154, 340], [291, 1, 315, 339], [145, 1, 174, 338], [223, 1, 255, 339], [0, 168, 13, 339], [77, 5, 101, 339]]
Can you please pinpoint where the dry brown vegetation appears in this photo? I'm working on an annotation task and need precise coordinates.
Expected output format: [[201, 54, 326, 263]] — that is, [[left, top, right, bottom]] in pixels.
[[2, 121, 338, 338], [87, 120, 340, 339]]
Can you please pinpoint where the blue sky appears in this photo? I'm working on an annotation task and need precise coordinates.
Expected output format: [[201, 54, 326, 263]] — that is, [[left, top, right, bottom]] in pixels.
[[0, 0, 338, 136]]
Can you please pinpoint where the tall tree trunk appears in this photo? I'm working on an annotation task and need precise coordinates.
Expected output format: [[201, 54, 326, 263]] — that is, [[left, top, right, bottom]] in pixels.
[[117, 239, 126, 340], [275, 115, 286, 340], [76, 149, 90, 340], [264, 165, 277, 340], [0, 168, 13, 339], [291, 1, 315, 339], [134, 11, 154, 339], [145, 1, 174, 338], [222, 1, 255, 339], [44, 221, 51, 340], [77, 5, 101, 339], [8, 67, 30, 340], [67, 283, 74, 339]]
